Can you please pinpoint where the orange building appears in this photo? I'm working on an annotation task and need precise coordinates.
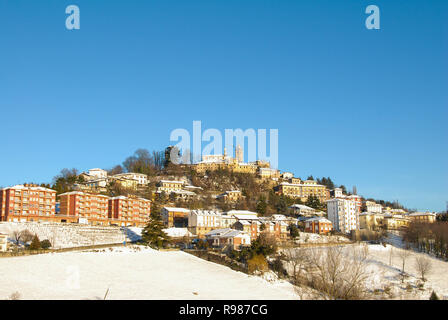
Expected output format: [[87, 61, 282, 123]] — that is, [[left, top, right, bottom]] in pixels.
[[59, 192, 151, 227], [0, 185, 56, 222], [108, 196, 151, 227], [304, 217, 333, 234], [59, 191, 110, 225]]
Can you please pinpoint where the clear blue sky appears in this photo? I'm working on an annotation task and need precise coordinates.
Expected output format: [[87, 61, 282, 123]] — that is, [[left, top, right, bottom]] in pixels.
[[0, 0, 447, 211]]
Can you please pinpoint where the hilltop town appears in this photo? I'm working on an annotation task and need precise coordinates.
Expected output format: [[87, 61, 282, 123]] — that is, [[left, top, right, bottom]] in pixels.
[[0, 146, 447, 300]]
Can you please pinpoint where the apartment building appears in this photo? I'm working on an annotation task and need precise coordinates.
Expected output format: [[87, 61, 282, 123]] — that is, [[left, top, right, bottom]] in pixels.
[[161, 207, 190, 228], [0, 185, 56, 222], [59, 191, 110, 225], [274, 180, 328, 203], [188, 210, 222, 238], [59, 192, 151, 227], [326, 198, 359, 233], [108, 196, 151, 227]]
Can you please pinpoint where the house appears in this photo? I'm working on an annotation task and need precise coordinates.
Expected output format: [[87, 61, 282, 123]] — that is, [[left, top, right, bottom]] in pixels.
[[407, 212, 437, 223], [0, 233, 8, 252], [258, 217, 289, 240], [161, 207, 190, 228], [110, 173, 148, 188], [288, 204, 319, 217], [188, 210, 222, 238], [205, 228, 251, 250], [156, 180, 185, 193], [359, 212, 385, 230], [234, 220, 261, 240], [216, 190, 244, 202], [364, 201, 383, 214], [304, 217, 333, 234]]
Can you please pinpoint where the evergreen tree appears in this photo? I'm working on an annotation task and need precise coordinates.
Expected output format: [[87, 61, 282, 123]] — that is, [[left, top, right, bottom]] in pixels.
[[275, 195, 288, 214], [141, 213, 171, 249], [29, 234, 41, 250], [256, 196, 267, 215], [288, 223, 299, 238], [429, 291, 439, 300]]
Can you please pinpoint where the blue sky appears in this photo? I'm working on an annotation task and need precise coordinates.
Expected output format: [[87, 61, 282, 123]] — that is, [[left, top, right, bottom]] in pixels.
[[0, 0, 447, 211]]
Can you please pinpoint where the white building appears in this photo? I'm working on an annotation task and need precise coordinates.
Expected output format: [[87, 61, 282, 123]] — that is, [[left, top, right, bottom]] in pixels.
[[112, 173, 148, 186], [188, 210, 222, 229], [326, 198, 359, 233], [365, 201, 383, 214], [330, 188, 344, 198], [83, 168, 108, 180], [0, 233, 8, 252]]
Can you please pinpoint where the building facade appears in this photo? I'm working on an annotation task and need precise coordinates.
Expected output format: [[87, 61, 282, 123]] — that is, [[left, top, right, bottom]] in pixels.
[[304, 217, 333, 234], [326, 198, 359, 233], [274, 180, 328, 203], [0, 185, 57, 222]]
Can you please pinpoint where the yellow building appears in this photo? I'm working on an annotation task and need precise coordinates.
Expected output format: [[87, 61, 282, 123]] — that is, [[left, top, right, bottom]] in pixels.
[[274, 180, 328, 203], [384, 215, 410, 230], [156, 180, 185, 193], [359, 212, 385, 230], [193, 146, 270, 175], [216, 190, 245, 203], [408, 212, 437, 223]]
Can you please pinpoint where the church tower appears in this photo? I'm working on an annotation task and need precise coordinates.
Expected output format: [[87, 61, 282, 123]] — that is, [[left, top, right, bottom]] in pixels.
[[235, 145, 244, 163]]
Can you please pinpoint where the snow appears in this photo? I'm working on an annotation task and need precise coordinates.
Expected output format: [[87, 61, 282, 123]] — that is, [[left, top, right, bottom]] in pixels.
[[283, 243, 448, 300], [0, 246, 298, 300], [294, 231, 350, 244], [163, 228, 193, 238]]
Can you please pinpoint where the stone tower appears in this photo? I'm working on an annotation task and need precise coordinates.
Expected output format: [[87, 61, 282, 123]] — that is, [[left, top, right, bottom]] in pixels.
[[235, 145, 244, 163]]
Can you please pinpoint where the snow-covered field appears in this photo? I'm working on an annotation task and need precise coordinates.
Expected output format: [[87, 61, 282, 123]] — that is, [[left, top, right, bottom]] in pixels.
[[0, 246, 297, 300], [365, 244, 448, 299], [285, 244, 448, 300]]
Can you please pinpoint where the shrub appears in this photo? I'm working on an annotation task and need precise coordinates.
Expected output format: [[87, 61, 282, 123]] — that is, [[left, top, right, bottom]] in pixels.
[[247, 254, 268, 274], [40, 239, 52, 250], [271, 256, 288, 278]]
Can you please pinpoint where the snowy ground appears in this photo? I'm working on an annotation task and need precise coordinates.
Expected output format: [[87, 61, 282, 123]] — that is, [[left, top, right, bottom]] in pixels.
[[365, 244, 448, 299], [0, 246, 297, 300], [294, 231, 351, 244]]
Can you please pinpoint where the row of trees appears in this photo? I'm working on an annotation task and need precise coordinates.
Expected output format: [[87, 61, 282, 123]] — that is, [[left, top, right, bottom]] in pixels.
[[11, 229, 51, 251], [403, 221, 448, 260]]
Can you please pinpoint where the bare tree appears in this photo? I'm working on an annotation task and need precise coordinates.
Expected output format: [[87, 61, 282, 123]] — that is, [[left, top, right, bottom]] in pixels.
[[295, 245, 371, 300], [282, 245, 308, 281], [389, 246, 393, 266], [415, 255, 432, 281], [397, 247, 411, 274], [11, 230, 22, 247], [21, 230, 34, 246], [11, 229, 33, 249]]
